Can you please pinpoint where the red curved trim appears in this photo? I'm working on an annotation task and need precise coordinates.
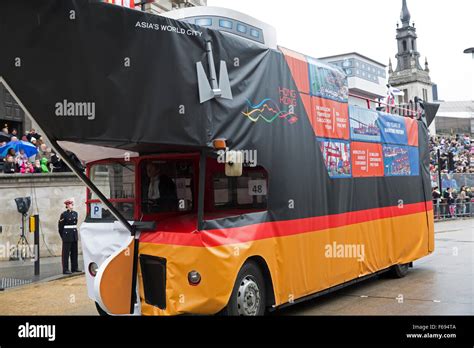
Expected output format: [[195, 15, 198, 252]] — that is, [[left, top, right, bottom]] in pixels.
[[139, 201, 432, 248]]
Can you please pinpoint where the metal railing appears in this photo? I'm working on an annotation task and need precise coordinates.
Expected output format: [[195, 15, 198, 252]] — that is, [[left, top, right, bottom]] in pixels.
[[433, 201, 474, 220]]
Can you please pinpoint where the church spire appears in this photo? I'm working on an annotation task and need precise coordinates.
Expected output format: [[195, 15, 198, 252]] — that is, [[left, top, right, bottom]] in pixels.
[[424, 57, 430, 72], [400, 0, 411, 27], [388, 58, 393, 74]]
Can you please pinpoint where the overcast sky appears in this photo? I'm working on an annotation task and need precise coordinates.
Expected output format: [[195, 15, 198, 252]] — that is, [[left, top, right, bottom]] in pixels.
[[207, 0, 474, 101]]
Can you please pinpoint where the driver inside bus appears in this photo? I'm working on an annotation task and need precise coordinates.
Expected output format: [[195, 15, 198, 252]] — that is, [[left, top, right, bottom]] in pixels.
[[145, 162, 178, 212]]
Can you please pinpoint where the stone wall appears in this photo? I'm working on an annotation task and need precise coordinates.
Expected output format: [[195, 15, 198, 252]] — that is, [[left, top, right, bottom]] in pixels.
[[0, 173, 86, 261]]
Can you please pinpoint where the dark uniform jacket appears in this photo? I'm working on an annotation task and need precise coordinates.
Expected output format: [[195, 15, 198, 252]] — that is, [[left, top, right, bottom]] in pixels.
[[58, 210, 78, 242]]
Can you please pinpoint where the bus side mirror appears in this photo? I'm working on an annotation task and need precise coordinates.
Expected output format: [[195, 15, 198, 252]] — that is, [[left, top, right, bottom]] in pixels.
[[225, 150, 243, 177]]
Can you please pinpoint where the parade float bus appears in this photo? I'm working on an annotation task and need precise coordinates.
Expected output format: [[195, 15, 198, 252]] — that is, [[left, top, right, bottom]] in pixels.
[[0, 1, 435, 316]]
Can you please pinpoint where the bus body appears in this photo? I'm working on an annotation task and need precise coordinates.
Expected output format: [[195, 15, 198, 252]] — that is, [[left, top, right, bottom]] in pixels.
[[0, 0, 434, 315]]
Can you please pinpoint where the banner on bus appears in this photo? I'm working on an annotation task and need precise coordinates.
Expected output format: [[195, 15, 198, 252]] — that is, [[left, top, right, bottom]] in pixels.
[[351, 141, 384, 177], [382, 145, 419, 176], [349, 106, 381, 143], [318, 138, 351, 178], [307, 57, 349, 103], [377, 112, 409, 145], [310, 97, 349, 139]]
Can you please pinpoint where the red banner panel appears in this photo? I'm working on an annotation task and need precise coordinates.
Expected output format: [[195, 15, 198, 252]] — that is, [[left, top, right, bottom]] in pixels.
[[280, 47, 310, 94], [311, 96, 349, 139], [404, 117, 419, 146], [351, 142, 384, 177]]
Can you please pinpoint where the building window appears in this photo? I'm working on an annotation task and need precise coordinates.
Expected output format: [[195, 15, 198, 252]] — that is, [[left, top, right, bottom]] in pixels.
[[195, 18, 212, 26], [250, 28, 260, 38], [403, 40, 407, 52], [342, 59, 352, 68], [237, 23, 247, 33], [5, 92, 12, 104], [344, 68, 352, 75], [5, 106, 11, 116], [219, 19, 233, 29], [423, 88, 428, 101], [403, 89, 409, 104]]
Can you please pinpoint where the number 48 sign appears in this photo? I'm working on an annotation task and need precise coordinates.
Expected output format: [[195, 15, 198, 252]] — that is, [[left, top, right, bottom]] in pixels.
[[248, 180, 267, 196]]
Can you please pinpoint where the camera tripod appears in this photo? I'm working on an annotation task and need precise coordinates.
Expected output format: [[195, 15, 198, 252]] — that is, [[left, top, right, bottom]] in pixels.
[[13, 213, 30, 261]]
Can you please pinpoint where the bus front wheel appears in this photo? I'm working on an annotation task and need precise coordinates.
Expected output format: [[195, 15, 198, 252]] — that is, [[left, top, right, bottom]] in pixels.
[[95, 302, 109, 316], [223, 261, 266, 316], [390, 263, 410, 278]]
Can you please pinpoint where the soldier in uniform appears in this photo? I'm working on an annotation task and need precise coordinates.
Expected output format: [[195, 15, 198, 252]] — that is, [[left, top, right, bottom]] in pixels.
[[58, 199, 81, 274]]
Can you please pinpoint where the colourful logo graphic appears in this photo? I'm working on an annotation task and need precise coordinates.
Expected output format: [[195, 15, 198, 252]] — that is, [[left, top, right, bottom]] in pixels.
[[242, 98, 298, 124]]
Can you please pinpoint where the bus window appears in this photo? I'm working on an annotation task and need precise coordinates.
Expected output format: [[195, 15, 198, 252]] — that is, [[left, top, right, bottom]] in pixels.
[[213, 167, 267, 211], [219, 19, 233, 29], [140, 160, 194, 214], [237, 23, 247, 33], [195, 18, 212, 26], [88, 162, 135, 221]]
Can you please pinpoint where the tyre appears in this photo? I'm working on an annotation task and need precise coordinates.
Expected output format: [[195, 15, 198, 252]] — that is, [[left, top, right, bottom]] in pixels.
[[390, 263, 410, 278], [222, 261, 266, 316], [95, 302, 109, 316]]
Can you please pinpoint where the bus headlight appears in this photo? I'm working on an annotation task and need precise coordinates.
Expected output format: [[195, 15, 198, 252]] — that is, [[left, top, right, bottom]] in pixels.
[[188, 270, 201, 285], [88, 262, 98, 277]]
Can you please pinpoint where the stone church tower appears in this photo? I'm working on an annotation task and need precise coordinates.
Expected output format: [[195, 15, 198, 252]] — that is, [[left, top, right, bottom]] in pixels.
[[388, 0, 433, 107]]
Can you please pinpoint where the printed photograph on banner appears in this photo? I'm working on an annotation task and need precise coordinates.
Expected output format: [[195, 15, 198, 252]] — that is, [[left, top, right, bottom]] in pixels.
[[377, 112, 408, 145], [382, 145, 419, 176], [307, 57, 349, 103], [311, 96, 349, 139], [318, 138, 351, 178], [349, 105, 381, 142], [351, 142, 384, 177]]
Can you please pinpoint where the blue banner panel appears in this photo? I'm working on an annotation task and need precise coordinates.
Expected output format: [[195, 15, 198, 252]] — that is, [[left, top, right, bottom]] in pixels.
[[318, 138, 351, 178], [377, 112, 408, 145], [407, 146, 420, 176], [383, 145, 419, 176], [349, 105, 381, 142]]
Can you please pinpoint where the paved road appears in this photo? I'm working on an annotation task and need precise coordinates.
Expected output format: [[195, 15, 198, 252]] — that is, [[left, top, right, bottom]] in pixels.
[[0, 255, 84, 284], [278, 219, 474, 315], [0, 219, 472, 315]]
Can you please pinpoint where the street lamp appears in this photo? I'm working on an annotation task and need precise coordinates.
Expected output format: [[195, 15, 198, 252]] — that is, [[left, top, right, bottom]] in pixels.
[[464, 47, 474, 59]]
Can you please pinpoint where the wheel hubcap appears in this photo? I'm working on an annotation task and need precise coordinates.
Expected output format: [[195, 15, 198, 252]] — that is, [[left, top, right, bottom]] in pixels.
[[236, 276, 261, 316]]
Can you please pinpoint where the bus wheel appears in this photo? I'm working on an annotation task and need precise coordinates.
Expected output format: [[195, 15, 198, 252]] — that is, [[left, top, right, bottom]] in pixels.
[[390, 263, 410, 278], [224, 261, 266, 316], [95, 302, 109, 316]]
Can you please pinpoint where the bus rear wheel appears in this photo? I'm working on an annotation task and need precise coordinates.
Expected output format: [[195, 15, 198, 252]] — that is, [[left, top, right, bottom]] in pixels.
[[390, 263, 410, 278], [223, 261, 266, 316]]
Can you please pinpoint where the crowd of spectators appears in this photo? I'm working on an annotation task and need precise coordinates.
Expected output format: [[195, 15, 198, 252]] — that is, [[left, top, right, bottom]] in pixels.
[[430, 134, 474, 218], [0, 126, 71, 174], [429, 134, 473, 174]]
